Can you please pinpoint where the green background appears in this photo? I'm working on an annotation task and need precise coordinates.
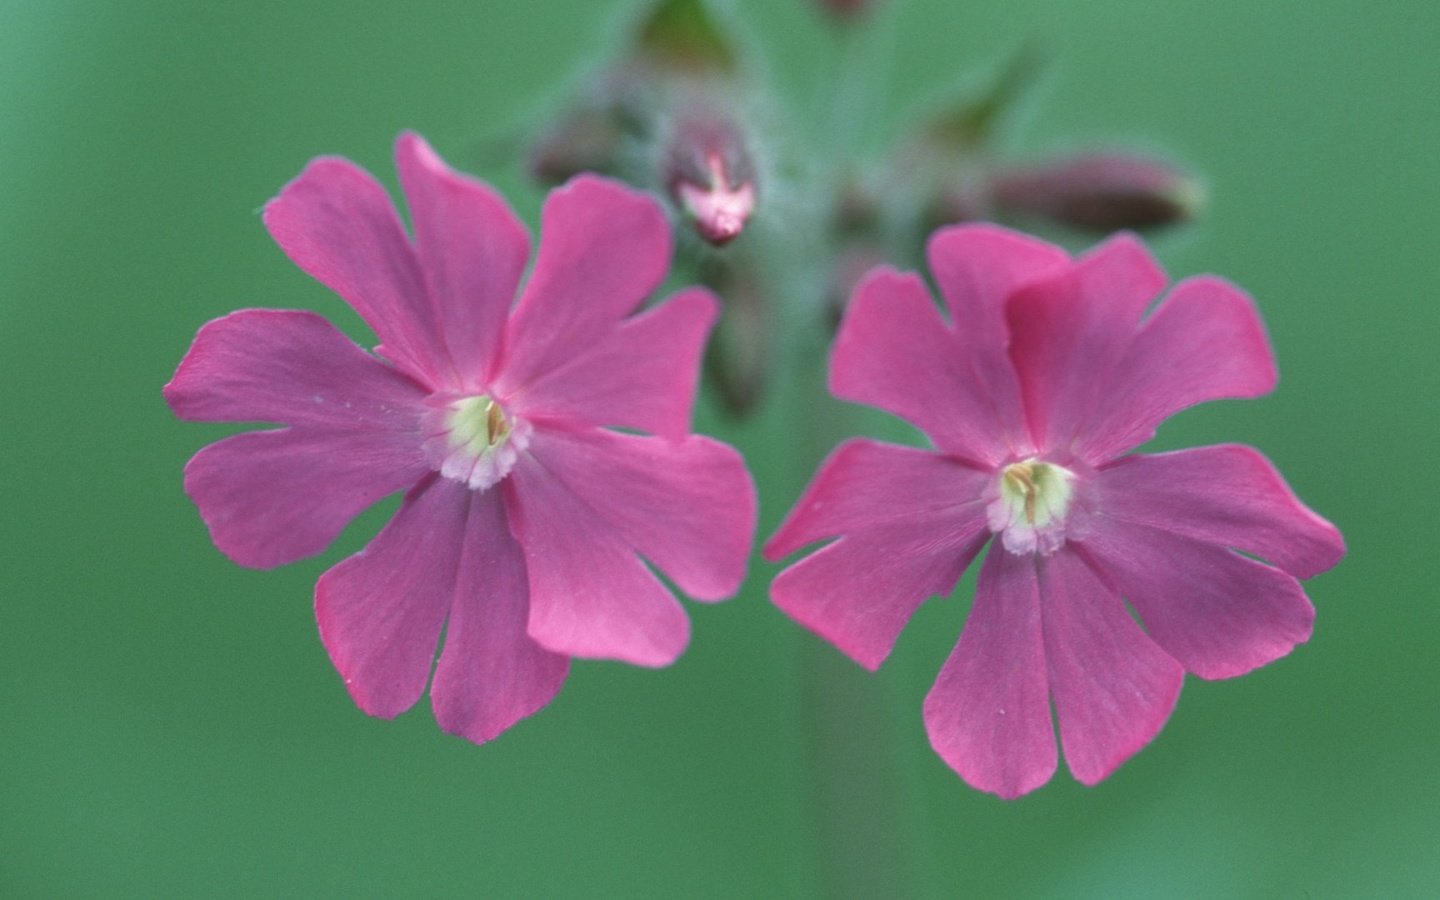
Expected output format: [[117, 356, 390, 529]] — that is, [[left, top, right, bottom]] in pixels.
[[3, 0, 1435, 896]]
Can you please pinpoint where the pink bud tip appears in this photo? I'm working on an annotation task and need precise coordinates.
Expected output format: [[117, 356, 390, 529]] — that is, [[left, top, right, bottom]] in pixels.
[[676, 154, 755, 245]]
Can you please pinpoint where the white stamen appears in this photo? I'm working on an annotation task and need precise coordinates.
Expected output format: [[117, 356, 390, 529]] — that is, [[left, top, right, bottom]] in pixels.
[[422, 395, 529, 491], [987, 458, 1077, 555]]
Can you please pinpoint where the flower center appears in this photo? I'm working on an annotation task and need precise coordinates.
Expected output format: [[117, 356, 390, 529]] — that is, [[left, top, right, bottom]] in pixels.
[[988, 458, 1077, 555], [422, 394, 530, 491]]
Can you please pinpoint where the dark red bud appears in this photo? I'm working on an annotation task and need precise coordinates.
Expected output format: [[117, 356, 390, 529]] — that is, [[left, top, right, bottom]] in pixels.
[[989, 153, 1202, 232], [664, 114, 757, 245], [815, 0, 880, 24]]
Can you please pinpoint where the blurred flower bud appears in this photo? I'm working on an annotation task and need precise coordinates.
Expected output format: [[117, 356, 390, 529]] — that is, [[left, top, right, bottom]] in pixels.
[[687, 249, 770, 416], [525, 65, 657, 184], [528, 106, 626, 183], [814, 0, 881, 25], [635, 0, 736, 76], [988, 153, 1202, 233], [664, 113, 757, 245]]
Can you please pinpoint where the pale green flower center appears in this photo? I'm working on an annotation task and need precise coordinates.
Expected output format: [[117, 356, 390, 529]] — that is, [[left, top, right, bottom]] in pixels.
[[423, 394, 530, 491], [988, 458, 1077, 555]]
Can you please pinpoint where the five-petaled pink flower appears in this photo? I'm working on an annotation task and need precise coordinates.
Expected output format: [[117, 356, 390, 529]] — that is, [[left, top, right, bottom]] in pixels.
[[764, 224, 1344, 798], [165, 133, 756, 744]]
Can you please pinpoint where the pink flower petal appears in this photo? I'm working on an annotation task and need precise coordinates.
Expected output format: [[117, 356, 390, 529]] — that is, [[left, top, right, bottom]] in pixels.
[[394, 133, 531, 389], [183, 427, 428, 569], [429, 489, 570, 745], [496, 176, 671, 396], [766, 440, 990, 668], [923, 547, 1056, 799], [764, 439, 992, 669], [1080, 516, 1315, 680], [927, 223, 1070, 349], [163, 309, 427, 430], [263, 155, 448, 387], [1040, 548, 1184, 786], [830, 268, 1020, 465], [508, 287, 718, 440], [505, 454, 692, 667], [1006, 234, 1167, 453], [769, 530, 989, 671], [1096, 444, 1344, 579], [765, 438, 991, 558], [523, 427, 755, 602], [313, 475, 466, 719], [1076, 276, 1279, 462]]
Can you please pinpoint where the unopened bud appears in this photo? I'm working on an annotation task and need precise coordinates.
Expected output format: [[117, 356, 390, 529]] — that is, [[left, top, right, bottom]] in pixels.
[[665, 114, 757, 245], [528, 106, 626, 183], [635, 0, 736, 75], [814, 0, 881, 25], [989, 153, 1202, 233]]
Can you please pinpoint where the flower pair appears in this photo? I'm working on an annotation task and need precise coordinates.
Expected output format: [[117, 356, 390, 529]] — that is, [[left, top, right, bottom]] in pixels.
[[166, 134, 1341, 797]]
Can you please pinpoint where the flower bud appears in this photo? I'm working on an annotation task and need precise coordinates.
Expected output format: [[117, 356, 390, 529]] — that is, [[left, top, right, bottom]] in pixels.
[[988, 153, 1202, 233], [664, 113, 757, 245], [635, 0, 736, 76], [814, 0, 881, 25]]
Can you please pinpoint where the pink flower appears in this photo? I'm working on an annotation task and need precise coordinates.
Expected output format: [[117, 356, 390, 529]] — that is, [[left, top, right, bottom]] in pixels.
[[165, 133, 756, 744], [764, 224, 1344, 798]]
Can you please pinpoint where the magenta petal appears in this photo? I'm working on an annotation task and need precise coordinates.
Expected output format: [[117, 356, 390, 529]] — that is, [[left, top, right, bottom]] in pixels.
[[263, 156, 449, 387], [1081, 518, 1315, 680], [924, 548, 1056, 798], [1007, 234, 1167, 452], [1078, 276, 1279, 462], [524, 427, 755, 602], [164, 309, 427, 429], [769, 530, 988, 671], [394, 133, 530, 388], [510, 287, 718, 440], [313, 476, 463, 719], [497, 176, 671, 393], [183, 427, 428, 569], [506, 455, 692, 667], [830, 269, 1019, 465], [765, 440, 991, 668], [429, 489, 569, 745], [1096, 445, 1344, 578], [765, 438, 991, 559], [1040, 548, 1184, 786], [927, 224, 1069, 346]]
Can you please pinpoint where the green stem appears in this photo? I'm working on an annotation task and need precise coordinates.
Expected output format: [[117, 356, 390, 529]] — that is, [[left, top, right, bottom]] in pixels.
[[783, 341, 916, 899]]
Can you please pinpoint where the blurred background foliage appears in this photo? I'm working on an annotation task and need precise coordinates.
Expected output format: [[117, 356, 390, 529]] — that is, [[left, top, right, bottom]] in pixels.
[[2, 0, 1436, 896]]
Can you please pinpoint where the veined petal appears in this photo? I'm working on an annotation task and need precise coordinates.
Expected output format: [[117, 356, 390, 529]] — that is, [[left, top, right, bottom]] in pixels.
[[430, 489, 569, 745], [183, 427, 428, 569], [1040, 548, 1183, 786], [497, 176, 671, 394], [1095, 445, 1344, 578], [927, 224, 1071, 329], [524, 428, 755, 602], [263, 156, 449, 386], [924, 548, 1056, 799], [164, 309, 427, 430], [771, 527, 990, 671], [313, 475, 464, 719], [509, 287, 718, 439], [1080, 517, 1315, 680], [1077, 277, 1278, 463], [764, 439, 991, 558], [1007, 234, 1167, 453], [830, 269, 1019, 465], [927, 227, 1068, 452], [506, 455, 691, 667], [394, 132, 531, 389], [765, 439, 991, 669]]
